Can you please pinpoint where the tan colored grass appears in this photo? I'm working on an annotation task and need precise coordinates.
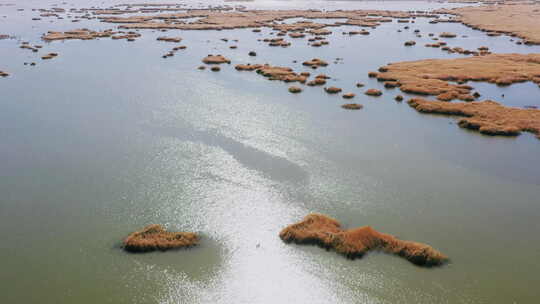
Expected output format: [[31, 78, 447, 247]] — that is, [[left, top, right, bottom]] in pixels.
[[289, 86, 302, 93], [100, 9, 436, 32], [236, 64, 308, 83], [280, 214, 448, 267], [408, 98, 540, 138], [42, 29, 114, 41], [365, 89, 382, 96], [449, 4, 540, 44], [123, 224, 199, 253], [374, 53, 540, 101], [157, 36, 182, 43], [41, 53, 58, 60], [341, 103, 363, 110], [302, 58, 328, 67], [325, 87, 342, 94], [202, 54, 230, 64]]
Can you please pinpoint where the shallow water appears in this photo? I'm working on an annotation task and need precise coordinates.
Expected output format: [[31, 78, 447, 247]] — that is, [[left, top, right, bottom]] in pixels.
[[1, 1, 540, 304]]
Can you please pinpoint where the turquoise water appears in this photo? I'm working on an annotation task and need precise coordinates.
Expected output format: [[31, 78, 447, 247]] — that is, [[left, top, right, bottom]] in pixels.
[[1, 1, 540, 303]]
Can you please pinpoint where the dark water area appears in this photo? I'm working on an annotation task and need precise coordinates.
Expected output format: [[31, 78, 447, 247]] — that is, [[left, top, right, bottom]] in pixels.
[[1, 1, 539, 303]]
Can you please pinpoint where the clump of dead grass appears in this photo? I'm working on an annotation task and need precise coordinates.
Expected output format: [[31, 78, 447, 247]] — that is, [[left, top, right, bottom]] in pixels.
[[280, 214, 448, 267], [123, 224, 199, 253]]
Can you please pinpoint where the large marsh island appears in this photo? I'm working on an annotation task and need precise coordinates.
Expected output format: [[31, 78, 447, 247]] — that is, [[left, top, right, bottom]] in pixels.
[[1, 0, 539, 303]]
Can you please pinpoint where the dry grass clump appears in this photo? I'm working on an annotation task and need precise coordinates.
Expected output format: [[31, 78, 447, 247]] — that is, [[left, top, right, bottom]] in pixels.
[[273, 21, 326, 32], [235, 63, 263, 71], [266, 38, 291, 47], [289, 86, 302, 93], [307, 78, 326, 86], [325, 86, 342, 94], [316, 74, 330, 79], [123, 224, 199, 253], [384, 81, 399, 88], [439, 46, 490, 57], [280, 214, 448, 267], [157, 36, 182, 43], [42, 29, 114, 41], [280, 214, 342, 248], [41, 53, 58, 60], [258, 65, 307, 82], [408, 98, 540, 138], [449, 4, 540, 44], [341, 103, 363, 110], [308, 28, 332, 35], [20, 43, 39, 52], [346, 30, 370, 35], [439, 32, 456, 38], [202, 54, 231, 64], [302, 58, 328, 67], [112, 32, 141, 41], [236, 63, 308, 83], [375, 53, 540, 101], [425, 42, 444, 48], [404, 40, 416, 46], [289, 32, 306, 38], [365, 89, 382, 96], [103, 9, 429, 32]]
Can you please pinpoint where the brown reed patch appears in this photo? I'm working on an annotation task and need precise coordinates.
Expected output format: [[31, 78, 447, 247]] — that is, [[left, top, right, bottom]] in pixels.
[[123, 224, 199, 253], [375, 53, 540, 101], [447, 4, 540, 45], [341, 103, 363, 110], [408, 98, 540, 138], [202, 54, 231, 64], [280, 214, 448, 267]]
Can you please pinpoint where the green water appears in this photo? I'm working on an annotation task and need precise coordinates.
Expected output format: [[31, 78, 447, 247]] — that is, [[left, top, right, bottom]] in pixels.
[[1, 1, 539, 303]]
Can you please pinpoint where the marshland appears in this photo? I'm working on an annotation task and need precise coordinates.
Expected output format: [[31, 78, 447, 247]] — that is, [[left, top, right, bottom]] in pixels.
[[1, 0, 540, 303]]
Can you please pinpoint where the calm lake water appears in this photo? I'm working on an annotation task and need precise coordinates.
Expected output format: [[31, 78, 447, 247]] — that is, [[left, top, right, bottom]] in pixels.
[[1, 1, 539, 303]]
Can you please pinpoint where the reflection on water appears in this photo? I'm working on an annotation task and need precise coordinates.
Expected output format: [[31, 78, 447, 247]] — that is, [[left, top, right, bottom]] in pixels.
[[1, 1, 540, 304], [151, 126, 308, 183]]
